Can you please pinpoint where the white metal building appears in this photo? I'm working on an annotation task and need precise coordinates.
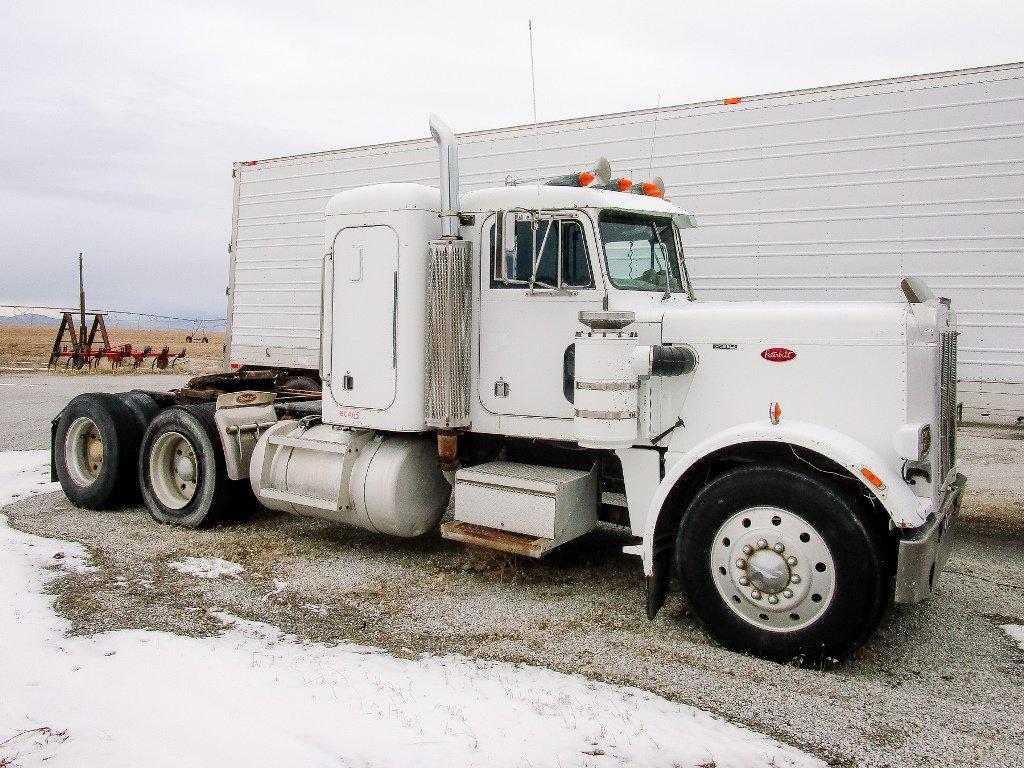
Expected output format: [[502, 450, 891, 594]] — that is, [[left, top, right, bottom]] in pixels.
[[228, 62, 1024, 418]]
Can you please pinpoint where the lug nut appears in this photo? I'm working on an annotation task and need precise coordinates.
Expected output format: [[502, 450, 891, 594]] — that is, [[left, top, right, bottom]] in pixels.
[[756, 538, 768, 549], [750, 590, 762, 600], [738, 576, 749, 586], [735, 558, 746, 569], [742, 545, 753, 556], [783, 589, 794, 598], [773, 542, 785, 553], [787, 556, 798, 566], [767, 595, 779, 605], [791, 574, 801, 584]]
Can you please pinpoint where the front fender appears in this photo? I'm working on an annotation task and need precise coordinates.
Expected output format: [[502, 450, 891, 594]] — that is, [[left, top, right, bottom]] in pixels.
[[640, 420, 932, 575]]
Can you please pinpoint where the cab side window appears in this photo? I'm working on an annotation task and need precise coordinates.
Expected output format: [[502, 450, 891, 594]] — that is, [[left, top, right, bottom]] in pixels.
[[490, 218, 593, 289]]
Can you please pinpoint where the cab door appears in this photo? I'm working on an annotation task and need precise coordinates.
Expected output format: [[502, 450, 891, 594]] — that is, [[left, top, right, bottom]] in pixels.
[[478, 212, 603, 419]]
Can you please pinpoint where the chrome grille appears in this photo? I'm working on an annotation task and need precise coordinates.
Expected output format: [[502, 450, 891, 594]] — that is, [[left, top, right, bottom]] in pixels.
[[938, 330, 958, 482], [425, 239, 473, 429]]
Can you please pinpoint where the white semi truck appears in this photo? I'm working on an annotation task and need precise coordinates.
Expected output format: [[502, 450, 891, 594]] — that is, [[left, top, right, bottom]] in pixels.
[[52, 115, 965, 666]]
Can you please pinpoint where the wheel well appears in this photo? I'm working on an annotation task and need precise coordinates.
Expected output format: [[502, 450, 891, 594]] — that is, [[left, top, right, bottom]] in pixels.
[[653, 441, 898, 574]]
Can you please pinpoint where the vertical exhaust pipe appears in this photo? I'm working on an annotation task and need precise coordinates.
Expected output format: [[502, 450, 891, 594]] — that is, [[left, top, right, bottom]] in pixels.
[[425, 114, 472, 436], [429, 114, 460, 238]]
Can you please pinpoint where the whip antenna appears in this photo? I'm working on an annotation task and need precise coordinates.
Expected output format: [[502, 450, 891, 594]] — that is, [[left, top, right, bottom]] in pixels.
[[528, 20, 540, 192], [648, 92, 662, 176]]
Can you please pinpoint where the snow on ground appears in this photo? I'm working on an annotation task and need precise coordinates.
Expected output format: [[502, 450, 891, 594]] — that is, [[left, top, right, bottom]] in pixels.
[[0, 450, 825, 768], [167, 555, 245, 579], [1004, 625, 1024, 651]]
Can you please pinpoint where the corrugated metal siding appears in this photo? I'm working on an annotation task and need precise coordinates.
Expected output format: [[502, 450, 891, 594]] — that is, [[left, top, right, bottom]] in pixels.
[[230, 63, 1024, 412]]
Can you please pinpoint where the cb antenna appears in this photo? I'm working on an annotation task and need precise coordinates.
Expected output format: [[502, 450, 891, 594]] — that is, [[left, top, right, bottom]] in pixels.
[[528, 20, 540, 193], [648, 92, 662, 176]]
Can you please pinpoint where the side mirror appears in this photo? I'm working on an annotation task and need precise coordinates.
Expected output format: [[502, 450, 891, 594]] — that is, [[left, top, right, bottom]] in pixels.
[[501, 211, 518, 260]]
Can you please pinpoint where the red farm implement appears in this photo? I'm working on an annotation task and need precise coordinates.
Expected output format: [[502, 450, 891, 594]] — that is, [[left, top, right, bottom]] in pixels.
[[48, 312, 186, 370]]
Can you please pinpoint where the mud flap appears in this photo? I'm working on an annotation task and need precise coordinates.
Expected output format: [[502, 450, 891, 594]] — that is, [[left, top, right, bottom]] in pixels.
[[645, 548, 672, 619], [50, 411, 62, 482]]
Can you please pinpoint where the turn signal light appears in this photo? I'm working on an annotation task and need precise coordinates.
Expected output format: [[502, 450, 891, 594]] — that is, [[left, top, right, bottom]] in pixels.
[[860, 467, 886, 490]]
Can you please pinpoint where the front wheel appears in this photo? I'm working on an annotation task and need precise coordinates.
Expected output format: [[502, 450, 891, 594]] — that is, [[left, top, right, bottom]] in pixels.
[[676, 464, 887, 666]]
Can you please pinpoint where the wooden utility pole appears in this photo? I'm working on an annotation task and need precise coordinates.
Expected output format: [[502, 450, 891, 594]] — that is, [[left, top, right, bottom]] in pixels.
[[79, 252, 86, 346]]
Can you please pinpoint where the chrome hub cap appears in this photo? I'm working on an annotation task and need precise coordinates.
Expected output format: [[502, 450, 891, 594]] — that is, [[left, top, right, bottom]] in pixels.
[[746, 548, 791, 594], [149, 431, 198, 510], [65, 417, 103, 486], [711, 506, 836, 632]]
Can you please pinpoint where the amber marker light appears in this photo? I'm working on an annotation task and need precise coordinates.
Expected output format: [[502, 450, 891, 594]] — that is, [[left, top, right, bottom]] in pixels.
[[579, 171, 595, 186], [860, 467, 886, 490], [641, 181, 664, 198]]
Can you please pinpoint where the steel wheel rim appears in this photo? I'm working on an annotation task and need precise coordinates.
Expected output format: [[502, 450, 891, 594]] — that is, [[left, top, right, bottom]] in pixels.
[[65, 416, 103, 487], [710, 505, 836, 633], [149, 431, 199, 510]]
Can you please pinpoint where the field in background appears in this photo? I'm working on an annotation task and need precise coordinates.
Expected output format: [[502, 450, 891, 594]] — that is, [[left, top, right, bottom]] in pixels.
[[0, 324, 226, 375]]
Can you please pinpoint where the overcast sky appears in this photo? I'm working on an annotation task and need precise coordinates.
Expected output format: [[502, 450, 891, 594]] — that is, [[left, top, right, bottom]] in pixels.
[[1, 0, 1021, 321]]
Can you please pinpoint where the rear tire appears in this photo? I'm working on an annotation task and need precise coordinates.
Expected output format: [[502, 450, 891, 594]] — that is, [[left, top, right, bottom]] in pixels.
[[676, 464, 887, 666], [115, 391, 161, 435], [139, 404, 242, 528], [281, 374, 321, 392], [54, 393, 140, 509]]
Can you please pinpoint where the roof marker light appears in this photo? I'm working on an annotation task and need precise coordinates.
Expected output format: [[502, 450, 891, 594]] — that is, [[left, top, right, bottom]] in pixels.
[[545, 156, 611, 187], [595, 177, 633, 192], [626, 176, 666, 197], [724, 97, 742, 105]]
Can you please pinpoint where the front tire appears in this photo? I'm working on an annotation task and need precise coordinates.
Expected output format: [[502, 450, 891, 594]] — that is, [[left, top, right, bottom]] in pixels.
[[676, 464, 887, 666], [139, 404, 240, 528]]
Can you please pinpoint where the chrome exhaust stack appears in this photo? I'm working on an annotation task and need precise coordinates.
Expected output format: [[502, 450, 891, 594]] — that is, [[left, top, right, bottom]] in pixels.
[[429, 114, 460, 238]]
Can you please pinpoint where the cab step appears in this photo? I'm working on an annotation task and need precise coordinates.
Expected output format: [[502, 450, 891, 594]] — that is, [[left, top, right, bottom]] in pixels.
[[442, 460, 598, 557], [439, 520, 556, 558]]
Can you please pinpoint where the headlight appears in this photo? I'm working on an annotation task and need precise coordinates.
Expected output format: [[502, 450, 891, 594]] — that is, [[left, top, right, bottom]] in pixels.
[[894, 423, 931, 462]]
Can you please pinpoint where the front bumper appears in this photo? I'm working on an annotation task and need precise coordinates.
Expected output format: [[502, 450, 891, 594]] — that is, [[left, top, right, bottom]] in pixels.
[[894, 473, 967, 604]]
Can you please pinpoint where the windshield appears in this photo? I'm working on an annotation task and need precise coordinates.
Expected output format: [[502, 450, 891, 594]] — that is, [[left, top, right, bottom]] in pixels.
[[599, 211, 686, 294]]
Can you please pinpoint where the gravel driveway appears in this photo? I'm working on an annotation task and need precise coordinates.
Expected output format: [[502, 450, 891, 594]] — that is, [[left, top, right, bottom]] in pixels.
[[3, 373, 1022, 767]]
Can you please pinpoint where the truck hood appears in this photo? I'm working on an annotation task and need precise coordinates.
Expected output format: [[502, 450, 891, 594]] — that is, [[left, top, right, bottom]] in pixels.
[[658, 301, 912, 345]]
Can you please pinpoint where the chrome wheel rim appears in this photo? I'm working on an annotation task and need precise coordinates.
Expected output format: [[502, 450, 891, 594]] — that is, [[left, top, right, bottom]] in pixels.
[[65, 416, 103, 487], [711, 506, 836, 632], [149, 431, 198, 510]]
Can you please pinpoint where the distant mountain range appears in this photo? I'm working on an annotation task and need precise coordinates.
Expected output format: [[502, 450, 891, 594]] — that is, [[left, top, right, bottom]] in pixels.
[[0, 313, 226, 332], [0, 313, 60, 326]]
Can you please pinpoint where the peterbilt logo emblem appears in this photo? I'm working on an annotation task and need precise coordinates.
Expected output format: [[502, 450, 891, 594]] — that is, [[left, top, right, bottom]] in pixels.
[[236, 392, 258, 404], [761, 347, 797, 362]]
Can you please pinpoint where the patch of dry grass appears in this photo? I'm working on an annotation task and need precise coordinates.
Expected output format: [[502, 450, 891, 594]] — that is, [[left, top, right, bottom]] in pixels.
[[0, 323, 226, 374]]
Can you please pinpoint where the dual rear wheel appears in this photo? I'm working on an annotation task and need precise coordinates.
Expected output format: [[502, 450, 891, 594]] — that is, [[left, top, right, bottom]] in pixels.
[[139, 404, 244, 528], [55, 396, 243, 527]]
